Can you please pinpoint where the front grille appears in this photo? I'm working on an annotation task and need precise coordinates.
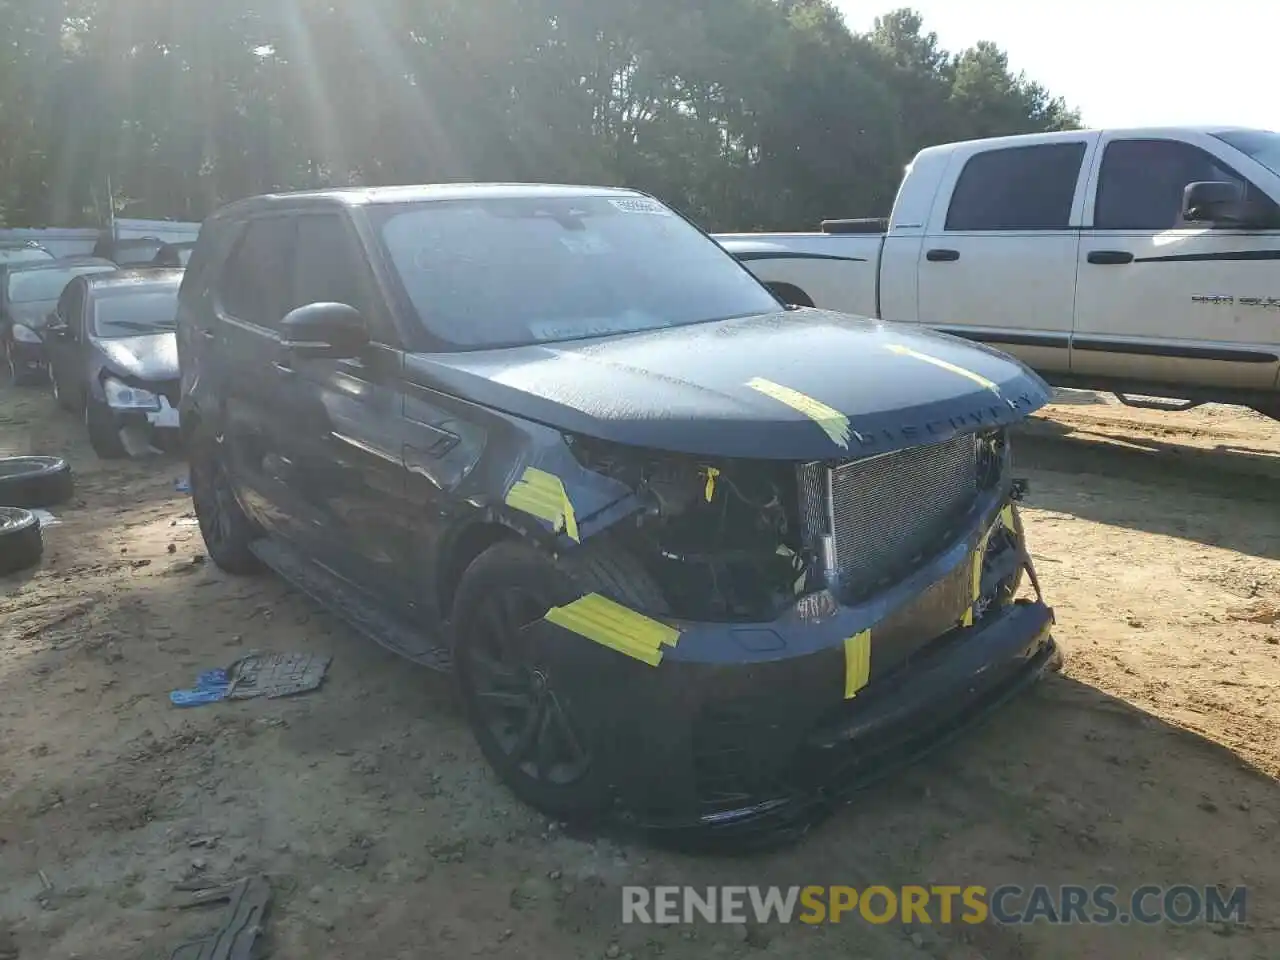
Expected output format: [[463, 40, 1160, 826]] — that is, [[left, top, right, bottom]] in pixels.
[[797, 433, 981, 598]]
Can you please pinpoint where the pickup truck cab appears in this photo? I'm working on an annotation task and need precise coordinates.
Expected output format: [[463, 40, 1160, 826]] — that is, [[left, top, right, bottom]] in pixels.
[[717, 127, 1280, 416]]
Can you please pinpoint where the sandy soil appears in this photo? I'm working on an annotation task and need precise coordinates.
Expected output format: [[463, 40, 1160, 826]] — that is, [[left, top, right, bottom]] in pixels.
[[1, 384, 1277, 960]]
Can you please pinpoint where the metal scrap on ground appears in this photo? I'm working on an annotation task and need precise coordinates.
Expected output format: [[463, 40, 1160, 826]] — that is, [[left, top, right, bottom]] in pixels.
[[168, 875, 271, 960], [170, 652, 331, 707]]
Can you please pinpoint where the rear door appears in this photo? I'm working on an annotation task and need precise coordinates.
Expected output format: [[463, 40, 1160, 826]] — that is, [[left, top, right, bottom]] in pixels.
[[46, 280, 84, 405], [272, 211, 414, 601], [915, 138, 1096, 375], [211, 214, 298, 536], [1073, 135, 1280, 391]]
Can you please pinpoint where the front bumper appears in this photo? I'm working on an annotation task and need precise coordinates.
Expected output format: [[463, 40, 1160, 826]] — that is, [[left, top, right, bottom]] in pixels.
[[547, 493, 1057, 846], [107, 385, 184, 455]]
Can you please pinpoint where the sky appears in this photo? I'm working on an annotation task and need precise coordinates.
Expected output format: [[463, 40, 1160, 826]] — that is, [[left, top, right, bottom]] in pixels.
[[835, 0, 1275, 130]]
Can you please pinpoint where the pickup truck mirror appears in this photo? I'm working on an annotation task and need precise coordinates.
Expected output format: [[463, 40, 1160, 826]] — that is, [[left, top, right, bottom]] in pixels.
[[1182, 180, 1247, 224], [279, 302, 369, 360]]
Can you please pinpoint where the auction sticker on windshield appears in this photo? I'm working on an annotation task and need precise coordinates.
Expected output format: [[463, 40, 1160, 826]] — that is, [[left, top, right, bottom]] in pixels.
[[609, 197, 672, 215]]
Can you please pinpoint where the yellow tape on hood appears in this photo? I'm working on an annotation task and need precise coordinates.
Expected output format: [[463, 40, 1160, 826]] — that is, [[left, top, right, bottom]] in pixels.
[[884, 343, 1000, 395], [505, 468, 580, 541], [745, 377, 851, 449], [544, 594, 680, 667]]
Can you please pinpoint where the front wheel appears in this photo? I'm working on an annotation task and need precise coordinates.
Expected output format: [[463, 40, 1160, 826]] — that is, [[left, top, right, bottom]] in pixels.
[[189, 436, 262, 575], [86, 398, 128, 459], [452, 539, 669, 821]]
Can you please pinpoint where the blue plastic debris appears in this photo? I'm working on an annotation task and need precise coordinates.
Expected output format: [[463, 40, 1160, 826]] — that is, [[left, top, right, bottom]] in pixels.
[[174, 475, 191, 494], [170, 668, 230, 708]]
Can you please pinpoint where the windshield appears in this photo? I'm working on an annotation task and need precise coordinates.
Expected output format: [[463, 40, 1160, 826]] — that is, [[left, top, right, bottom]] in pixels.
[[92, 289, 179, 338], [1213, 130, 1280, 178], [0, 247, 52, 264], [372, 195, 780, 348], [8, 264, 116, 303]]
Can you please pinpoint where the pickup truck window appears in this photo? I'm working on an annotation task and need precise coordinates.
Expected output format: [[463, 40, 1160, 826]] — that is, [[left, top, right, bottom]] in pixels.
[[373, 196, 781, 349], [945, 142, 1085, 232], [1094, 139, 1274, 230], [1212, 129, 1280, 179]]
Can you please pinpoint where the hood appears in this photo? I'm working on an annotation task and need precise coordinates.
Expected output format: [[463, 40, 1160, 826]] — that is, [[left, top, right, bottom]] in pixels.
[[94, 332, 179, 382], [7, 301, 55, 330], [405, 309, 1052, 461]]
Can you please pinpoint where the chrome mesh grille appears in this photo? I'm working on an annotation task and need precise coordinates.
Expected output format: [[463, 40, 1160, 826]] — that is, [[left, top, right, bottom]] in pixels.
[[798, 434, 980, 596]]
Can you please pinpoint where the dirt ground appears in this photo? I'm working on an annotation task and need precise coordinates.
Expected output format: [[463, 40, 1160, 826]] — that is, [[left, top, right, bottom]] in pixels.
[[1, 383, 1278, 960]]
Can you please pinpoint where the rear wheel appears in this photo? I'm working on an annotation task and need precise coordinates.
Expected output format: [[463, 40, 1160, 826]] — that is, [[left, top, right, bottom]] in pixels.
[[189, 435, 262, 575], [452, 539, 668, 820]]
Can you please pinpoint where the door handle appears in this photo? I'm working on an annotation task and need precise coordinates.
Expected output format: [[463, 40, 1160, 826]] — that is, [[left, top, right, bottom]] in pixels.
[[926, 248, 960, 262], [271, 360, 295, 377], [197, 327, 215, 341], [1087, 250, 1134, 265]]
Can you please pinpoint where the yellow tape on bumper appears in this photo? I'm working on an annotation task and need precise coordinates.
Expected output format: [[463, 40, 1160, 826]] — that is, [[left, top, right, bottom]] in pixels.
[[505, 467, 580, 542], [843, 629, 872, 699], [963, 505, 1018, 627], [745, 377, 851, 449], [884, 343, 1000, 395], [544, 594, 680, 667]]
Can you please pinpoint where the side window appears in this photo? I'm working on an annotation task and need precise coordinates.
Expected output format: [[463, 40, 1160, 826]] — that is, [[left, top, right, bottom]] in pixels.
[[1094, 139, 1277, 231], [219, 217, 296, 328], [291, 214, 370, 316], [945, 143, 1087, 231]]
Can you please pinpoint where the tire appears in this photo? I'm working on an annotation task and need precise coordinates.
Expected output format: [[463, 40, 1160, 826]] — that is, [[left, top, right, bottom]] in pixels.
[[0, 507, 43, 576], [765, 281, 815, 308], [189, 436, 262, 575], [0, 456, 74, 508], [86, 397, 128, 459], [52, 373, 74, 412], [452, 538, 669, 821]]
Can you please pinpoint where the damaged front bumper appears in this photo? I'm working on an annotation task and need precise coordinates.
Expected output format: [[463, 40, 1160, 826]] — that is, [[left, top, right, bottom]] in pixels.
[[548, 491, 1057, 846]]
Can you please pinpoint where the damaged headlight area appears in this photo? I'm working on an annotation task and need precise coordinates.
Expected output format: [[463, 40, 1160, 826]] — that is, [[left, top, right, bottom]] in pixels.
[[103, 376, 161, 412], [566, 435, 808, 622]]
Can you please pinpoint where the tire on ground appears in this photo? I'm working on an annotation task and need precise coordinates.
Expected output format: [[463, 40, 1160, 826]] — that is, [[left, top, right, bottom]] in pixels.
[[451, 537, 669, 820], [0, 507, 43, 575], [0, 456, 74, 508], [86, 399, 127, 459]]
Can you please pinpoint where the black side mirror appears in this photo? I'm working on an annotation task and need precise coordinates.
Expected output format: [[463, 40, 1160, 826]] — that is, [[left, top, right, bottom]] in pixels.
[[279, 302, 368, 360], [1183, 180, 1246, 224]]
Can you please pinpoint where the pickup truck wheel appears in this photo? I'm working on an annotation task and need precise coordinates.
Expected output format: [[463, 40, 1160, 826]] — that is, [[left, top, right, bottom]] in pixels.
[[86, 398, 128, 459], [0, 507, 43, 576], [765, 281, 815, 308], [452, 540, 669, 821], [189, 439, 263, 575], [0, 456, 74, 508]]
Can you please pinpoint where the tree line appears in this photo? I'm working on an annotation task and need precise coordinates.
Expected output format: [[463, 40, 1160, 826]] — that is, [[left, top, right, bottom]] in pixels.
[[0, 0, 1078, 231]]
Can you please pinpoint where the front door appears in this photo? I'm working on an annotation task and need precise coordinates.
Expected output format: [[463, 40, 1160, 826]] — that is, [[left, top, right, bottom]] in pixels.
[[1073, 136, 1280, 391], [915, 138, 1096, 377], [271, 211, 414, 605]]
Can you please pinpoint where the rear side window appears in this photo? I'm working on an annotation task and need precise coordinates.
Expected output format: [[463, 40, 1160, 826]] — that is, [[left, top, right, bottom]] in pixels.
[[945, 143, 1086, 231], [1093, 139, 1279, 230], [219, 217, 295, 328]]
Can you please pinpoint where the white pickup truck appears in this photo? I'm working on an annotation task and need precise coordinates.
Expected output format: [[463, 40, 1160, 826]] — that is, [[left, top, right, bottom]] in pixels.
[[715, 126, 1280, 417]]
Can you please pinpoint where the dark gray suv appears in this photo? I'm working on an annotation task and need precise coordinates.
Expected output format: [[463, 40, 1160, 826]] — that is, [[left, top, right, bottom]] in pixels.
[[176, 184, 1058, 844]]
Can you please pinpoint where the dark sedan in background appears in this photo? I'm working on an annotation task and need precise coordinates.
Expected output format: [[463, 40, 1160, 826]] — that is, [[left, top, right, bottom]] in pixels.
[[45, 269, 183, 457], [1, 257, 119, 385]]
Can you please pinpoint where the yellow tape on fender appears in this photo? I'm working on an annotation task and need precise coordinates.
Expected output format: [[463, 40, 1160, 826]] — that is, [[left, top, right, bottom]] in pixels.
[[884, 343, 1001, 395], [745, 378, 851, 449], [505, 467, 580, 541], [843, 629, 872, 699], [544, 594, 680, 667], [963, 506, 1017, 627]]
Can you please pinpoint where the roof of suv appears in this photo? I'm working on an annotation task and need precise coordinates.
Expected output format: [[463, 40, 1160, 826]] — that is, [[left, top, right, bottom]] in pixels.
[[212, 182, 652, 219]]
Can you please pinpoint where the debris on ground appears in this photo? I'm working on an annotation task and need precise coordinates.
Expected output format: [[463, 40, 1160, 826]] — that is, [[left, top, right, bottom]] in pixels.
[[174, 475, 191, 494], [29, 509, 61, 527], [171, 652, 332, 707], [168, 876, 271, 960]]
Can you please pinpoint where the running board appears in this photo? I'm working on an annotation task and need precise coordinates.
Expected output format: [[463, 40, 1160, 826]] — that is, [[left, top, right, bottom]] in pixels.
[[249, 538, 452, 672]]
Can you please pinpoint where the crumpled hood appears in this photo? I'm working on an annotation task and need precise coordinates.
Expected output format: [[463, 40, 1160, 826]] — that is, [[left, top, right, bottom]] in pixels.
[[95, 333, 179, 382], [406, 309, 1052, 461]]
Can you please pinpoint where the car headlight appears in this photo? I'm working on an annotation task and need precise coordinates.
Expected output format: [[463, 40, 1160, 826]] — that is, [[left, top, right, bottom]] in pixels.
[[11, 324, 40, 343], [103, 377, 161, 411]]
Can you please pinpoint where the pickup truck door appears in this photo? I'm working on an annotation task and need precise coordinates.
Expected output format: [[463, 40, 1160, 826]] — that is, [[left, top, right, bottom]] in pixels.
[[914, 137, 1097, 377], [1073, 134, 1280, 391]]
